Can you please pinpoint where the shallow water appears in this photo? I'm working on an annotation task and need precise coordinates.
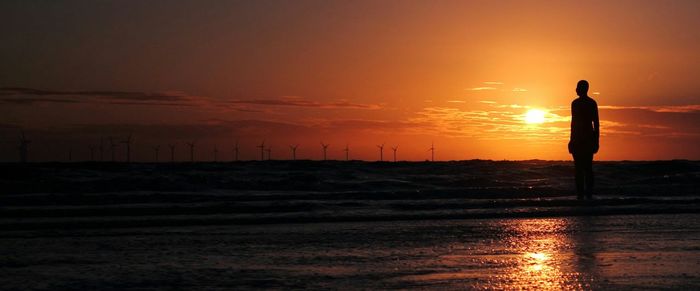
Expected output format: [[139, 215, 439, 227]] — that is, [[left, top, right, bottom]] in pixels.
[[3, 160, 699, 230], [2, 214, 699, 289], [2, 161, 699, 288]]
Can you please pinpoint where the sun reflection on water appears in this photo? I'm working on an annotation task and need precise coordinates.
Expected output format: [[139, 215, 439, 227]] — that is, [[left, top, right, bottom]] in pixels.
[[397, 218, 601, 289], [498, 218, 576, 290]]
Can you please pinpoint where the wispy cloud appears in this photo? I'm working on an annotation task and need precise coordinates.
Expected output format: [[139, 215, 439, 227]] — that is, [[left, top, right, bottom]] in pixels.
[[600, 105, 700, 113], [447, 100, 466, 103], [226, 96, 382, 110], [512, 88, 528, 92], [466, 87, 498, 91], [0, 87, 204, 106], [320, 119, 427, 134], [409, 103, 570, 141], [0, 87, 382, 111], [495, 104, 526, 109], [483, 81, 504, 85]]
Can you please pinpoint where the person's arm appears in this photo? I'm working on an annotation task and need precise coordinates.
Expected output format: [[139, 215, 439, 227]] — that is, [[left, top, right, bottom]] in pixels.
[[593, 102, 600, 153], [568, 103, 574, 154]]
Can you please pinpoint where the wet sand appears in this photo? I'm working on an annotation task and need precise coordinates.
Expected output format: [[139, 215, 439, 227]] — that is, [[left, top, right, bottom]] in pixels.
[[2, 213, 699, 289], [2, 161, 699, 289]]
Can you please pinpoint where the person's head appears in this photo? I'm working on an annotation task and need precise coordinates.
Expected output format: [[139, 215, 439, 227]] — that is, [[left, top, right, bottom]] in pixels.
[[576, 80, 589, 97]]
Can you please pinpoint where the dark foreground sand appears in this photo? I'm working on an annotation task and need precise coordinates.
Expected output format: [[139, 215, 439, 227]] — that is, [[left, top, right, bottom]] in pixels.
[[2, 161, 699, 289], [2, 213, 699, 290]]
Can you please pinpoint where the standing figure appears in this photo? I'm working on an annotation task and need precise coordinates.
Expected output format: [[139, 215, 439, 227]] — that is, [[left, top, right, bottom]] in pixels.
[[569, 80, 600, 200]]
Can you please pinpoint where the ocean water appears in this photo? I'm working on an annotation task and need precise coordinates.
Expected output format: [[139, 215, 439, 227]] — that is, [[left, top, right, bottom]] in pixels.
[[1, 160, 699, 289], [2, 214, 699, 289], [0, 160, 698, 229]]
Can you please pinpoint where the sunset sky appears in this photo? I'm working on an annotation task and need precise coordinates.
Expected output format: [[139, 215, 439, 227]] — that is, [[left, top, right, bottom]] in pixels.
[[2, 0, 700, 161]]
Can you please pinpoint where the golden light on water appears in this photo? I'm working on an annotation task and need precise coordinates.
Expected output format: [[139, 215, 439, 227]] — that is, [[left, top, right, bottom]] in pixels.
[[524, 109, 547, 124], [526, 252, 549, 261]]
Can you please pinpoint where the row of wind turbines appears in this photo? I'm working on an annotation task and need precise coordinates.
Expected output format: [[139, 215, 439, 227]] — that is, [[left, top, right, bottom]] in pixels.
[[251, 141, 434, 162], [15, 131, 437, 163]]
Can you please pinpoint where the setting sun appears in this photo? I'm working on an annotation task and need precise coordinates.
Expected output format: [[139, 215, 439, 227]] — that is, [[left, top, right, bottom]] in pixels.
[[524, 109, 546, 124]]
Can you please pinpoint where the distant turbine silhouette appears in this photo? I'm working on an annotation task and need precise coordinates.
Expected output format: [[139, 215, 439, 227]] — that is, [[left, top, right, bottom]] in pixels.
[[18, 130, 30, 163], [343, 143, 349, 161], [186, 141, 196, 162], [99, 137, 105, 161], [121, 133, 133, 163], [391, 145, 398, 162], [68, 147, 73, 162], [265, 147, 272, 161], [257, 140, 265, 161], [168, 143, 176, 162], [428, 142, 435, 162], [89, 145, 96, 161], [213, 146, 219, 162], [233, 140, 240, 161], [377, 143, 385, 161], [153, 145, 161, 162], [289, 144, 298, 161], [321, 142, 329, 160], [108, 137, 117, 162]]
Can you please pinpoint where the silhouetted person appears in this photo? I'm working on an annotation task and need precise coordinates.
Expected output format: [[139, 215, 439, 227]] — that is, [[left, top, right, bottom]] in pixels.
[[569, 80, 599, 200]]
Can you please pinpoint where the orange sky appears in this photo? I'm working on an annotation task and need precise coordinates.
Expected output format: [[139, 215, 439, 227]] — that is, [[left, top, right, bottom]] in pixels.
[[2, 0, 700, 161]]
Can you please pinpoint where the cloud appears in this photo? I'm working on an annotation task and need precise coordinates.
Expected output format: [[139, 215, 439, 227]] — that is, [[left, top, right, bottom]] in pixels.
[[447, 100, 466, 103], [479, 100, 497, 104], [321, 119, 427, 134], [47, 119, 317, 142], [226, 97, 382, 110], [482, 81, 504, 85], [600, 105, 700, 113], [4, 118, 423, 148], [409, 105, 570, 141], [598, 104, 700, 138], [512, 88, 528, 92], [466, 87, 498, 91], [0, 87, 382, 111], [0, 87, 204, 106], [495, 104, 526, 109]]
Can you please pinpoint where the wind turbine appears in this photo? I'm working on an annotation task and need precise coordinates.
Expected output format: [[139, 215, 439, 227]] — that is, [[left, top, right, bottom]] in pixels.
[[18, 130, 30, 163], [68, 147, 73, 162], [99, 138, 104, 161], [121, 133, 133, 163], [168, 143, 176, 162], [343, 143, 349, 161], [391, 145, 398, 162], [320, 142, 329, 160], [265, 146, 272, 161], [186, 141, 196, 162], [89, 145, 96, 161], [213, 146, 219, 162], [377, 143, 385, 161], [289, 144, 298, 161], [153, 145, 161, 162], [257, 140, 265, 161], [233, 140, 240, 161], [428, 142, 435, 162], [108, 137, 117, 162]]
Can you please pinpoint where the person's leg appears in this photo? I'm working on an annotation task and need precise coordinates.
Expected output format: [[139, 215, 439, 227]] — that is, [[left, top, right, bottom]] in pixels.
[[573, 153, 585, 200], [585, 153, 594, 199]]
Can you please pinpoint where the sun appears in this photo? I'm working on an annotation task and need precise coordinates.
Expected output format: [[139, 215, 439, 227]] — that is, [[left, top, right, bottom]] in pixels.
[[524, 109, 546, 124]]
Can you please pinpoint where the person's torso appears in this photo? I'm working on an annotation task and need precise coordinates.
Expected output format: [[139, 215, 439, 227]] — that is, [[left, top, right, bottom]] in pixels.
[[571, 97, 596, 140]]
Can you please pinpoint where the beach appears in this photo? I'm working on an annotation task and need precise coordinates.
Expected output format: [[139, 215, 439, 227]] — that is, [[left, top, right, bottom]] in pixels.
[[1, 160, 699, 289], [2, 214, 699, 289]]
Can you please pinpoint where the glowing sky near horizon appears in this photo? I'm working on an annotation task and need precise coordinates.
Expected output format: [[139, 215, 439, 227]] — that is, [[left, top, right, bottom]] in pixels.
[[1, 0, 700, 161]]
